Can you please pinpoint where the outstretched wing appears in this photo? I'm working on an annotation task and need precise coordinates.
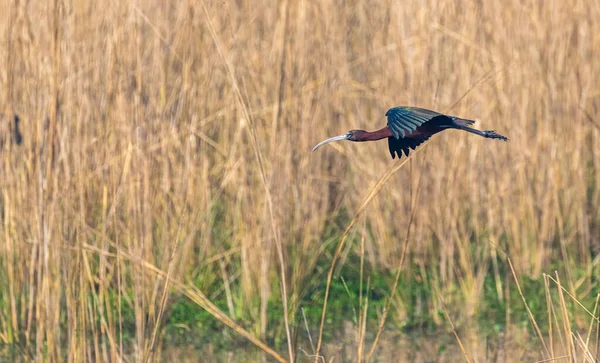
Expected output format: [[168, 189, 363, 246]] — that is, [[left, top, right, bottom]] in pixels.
[[386, 106, 442, 139], [388, 135, 431, 159]]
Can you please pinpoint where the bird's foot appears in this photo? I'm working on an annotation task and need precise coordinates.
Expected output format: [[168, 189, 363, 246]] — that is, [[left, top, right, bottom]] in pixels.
[[483, 130, 509, 142]]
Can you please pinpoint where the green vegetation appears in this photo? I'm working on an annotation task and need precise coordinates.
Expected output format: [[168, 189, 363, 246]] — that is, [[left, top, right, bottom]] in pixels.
[[151, 247, 597, 349], [0, 0, 599, 361]]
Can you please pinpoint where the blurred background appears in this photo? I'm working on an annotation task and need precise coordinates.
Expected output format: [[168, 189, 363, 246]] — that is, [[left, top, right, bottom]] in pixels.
[[1, 0, 599, 361]]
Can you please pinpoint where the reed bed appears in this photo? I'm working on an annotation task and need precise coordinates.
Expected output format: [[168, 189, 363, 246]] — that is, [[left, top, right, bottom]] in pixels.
[[0, 0, 598, 361]]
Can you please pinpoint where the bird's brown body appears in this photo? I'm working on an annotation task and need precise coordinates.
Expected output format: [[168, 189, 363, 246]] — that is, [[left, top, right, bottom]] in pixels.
[[312, 106, 508, 159], [351, 123, 442, 141]]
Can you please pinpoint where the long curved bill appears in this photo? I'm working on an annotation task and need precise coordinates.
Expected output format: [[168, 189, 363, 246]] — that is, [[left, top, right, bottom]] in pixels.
[[312, 133, 351, 151]]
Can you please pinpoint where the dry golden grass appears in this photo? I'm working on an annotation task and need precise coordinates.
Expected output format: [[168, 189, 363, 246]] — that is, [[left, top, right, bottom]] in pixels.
[[0, 0, 599, 361]]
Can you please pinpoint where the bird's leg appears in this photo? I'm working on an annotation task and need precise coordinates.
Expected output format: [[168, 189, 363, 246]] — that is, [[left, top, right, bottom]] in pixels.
[[455, 125, 509, 142], [481, 130, 509, 141]]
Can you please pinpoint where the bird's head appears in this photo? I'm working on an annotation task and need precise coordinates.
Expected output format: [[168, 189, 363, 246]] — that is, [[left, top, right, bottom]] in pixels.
[[347, 130, 369, 141], [312, 130, 366, 151]]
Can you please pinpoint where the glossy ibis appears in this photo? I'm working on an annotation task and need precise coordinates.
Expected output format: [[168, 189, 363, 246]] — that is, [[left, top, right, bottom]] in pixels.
[[312, 106, 508, 159]]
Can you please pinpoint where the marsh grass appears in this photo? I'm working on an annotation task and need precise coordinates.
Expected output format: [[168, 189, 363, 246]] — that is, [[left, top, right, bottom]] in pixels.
[[0, 0, 599, 361]]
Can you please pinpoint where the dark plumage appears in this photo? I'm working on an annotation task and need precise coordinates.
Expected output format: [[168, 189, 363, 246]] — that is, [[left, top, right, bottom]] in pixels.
[[312, 106, 508, 159], [386, 107, 443, 138]]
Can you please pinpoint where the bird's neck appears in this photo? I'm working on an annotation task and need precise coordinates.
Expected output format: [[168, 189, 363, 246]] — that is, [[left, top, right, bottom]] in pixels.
[[355, 126, 393, 141]]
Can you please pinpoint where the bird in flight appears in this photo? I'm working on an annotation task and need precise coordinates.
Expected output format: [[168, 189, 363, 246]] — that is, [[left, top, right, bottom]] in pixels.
[[312, 106, 508, 159]]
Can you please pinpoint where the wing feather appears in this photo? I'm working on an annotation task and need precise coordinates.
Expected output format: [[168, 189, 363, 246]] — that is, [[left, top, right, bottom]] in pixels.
[[387, 134, 431, 159], [385, 106, 442, 139], [388, 121, 405, 137]]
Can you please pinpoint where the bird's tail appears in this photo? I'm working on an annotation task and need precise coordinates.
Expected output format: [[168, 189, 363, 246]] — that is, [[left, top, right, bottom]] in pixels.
[[453, 118, 476, 127]]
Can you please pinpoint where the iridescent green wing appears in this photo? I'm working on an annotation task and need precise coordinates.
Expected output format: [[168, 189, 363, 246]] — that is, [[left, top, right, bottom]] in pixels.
[[385, 106, 442, 139]]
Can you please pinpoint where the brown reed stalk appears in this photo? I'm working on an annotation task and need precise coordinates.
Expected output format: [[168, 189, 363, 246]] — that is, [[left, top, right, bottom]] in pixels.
[[314, 149, 420, 361], [366, 165, 423, 361], [508, 258, 550, 357]]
